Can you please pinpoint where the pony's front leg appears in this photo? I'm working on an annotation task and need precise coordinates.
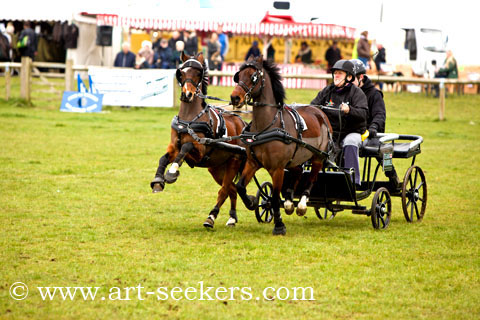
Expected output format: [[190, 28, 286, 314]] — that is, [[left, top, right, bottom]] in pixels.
[[270, 168, 286, 236], [236, 159, 259, 211], [296, 160, 323, 216], [151, 143, 178, 193], [151, 153, 170, 193], [165, 142, 194, 184]]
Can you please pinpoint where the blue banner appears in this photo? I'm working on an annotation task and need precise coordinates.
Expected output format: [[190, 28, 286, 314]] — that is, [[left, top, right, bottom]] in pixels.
[[60, 91, 103, 113]]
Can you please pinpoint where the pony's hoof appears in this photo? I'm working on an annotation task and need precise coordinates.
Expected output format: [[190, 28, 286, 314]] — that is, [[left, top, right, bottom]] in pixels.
[[225, 217, 237, 227], [150, 177, 165, 192], [272, 224, 286, 236], [284, 200, 294, 215], [165, 171, 179, 184], [245, 195, 258, 210], [152, 182, 164, 193], [296, 206, 307, 216], [203, 216, 215, 228]]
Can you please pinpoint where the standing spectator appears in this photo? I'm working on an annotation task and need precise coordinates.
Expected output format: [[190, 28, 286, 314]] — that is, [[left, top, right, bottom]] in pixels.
[[374, 44, 386, 72], [438, 50, 458, 79], [0, 24, 11, 62], [244, 40, 261, 61], [207, 32, 222, 70], [374, 44, 386, 89], [266, 43, 275, 62], [183, 30, 198, 56], [217, 25, 229, 66], [17, 21, 37, 60], [425, 60, 438, 95], [325, 40, 342, 72], [114, 42, 136, 68], [173, 41, 185, 68], [295, 41, 313, 64], [357, 31, 370, 68], [434, 50, 458, 97], [155, 38, 175, 69], [6, 22, 17, 61]]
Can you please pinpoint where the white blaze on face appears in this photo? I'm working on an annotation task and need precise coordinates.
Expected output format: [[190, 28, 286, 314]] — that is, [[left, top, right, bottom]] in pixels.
[[168, 162, 179, 174], [182, 67, 191, 92]]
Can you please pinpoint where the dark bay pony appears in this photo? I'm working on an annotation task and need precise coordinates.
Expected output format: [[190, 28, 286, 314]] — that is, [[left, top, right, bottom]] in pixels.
[[230, 55, 332, 235], [151, 52, 246, 228]]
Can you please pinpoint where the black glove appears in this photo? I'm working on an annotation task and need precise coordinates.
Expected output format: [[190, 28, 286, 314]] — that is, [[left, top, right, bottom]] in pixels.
[[368, 127, 377, 138]]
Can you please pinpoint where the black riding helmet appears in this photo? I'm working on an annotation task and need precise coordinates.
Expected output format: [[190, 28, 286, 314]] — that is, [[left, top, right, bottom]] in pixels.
[[331, 59, 356, 85], [349, 59, 367, 82]]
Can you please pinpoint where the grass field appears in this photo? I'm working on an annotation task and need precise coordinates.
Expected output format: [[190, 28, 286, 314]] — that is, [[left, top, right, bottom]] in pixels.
[[0, 79, 479, 319]]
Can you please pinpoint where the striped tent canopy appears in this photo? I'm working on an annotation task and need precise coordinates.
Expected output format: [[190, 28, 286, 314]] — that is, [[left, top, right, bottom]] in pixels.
[[96, 13, 356, 40]]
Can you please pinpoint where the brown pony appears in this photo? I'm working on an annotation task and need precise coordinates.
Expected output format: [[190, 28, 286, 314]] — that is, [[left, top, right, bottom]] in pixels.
[[151, 52, 246, 228], [230, 55, 332, 235]]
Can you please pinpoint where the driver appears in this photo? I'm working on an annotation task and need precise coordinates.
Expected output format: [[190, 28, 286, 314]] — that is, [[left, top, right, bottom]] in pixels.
[[310, 59, 368, 186], [350, 58, 401, 187]]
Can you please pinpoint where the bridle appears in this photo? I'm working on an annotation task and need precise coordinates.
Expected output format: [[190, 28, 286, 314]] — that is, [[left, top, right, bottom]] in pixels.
[[233, 63, 265, 105], [176, 58, 205, 101]]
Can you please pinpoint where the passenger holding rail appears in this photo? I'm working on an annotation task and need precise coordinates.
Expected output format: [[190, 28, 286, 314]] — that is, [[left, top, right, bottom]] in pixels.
[[350, 58, 401, 187], [311, 59, 368, 186]]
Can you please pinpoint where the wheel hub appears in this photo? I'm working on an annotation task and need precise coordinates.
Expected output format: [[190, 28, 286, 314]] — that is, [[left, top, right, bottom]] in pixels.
[[380, 204, 387, 215], [262, 200, 271, 210], [414, 191, 419, 201]]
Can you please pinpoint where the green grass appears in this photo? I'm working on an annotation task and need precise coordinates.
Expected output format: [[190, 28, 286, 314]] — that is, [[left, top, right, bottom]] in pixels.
[[0, 79, 479, 319]]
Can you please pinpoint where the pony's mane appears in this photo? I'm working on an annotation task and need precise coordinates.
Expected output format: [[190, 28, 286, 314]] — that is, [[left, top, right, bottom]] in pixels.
[[263, 59, 285, 105], [239, 59, 285, 105]]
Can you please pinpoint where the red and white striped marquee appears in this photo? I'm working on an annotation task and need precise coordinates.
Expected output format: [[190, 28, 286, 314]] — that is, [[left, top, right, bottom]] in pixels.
[[96, 14, 355, 40]]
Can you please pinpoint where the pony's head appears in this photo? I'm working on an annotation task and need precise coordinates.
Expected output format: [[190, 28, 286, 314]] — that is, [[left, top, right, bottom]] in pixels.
[[230, 55, 264, 107], [176, 52, 209, 102], [230, 55, 285, 107]]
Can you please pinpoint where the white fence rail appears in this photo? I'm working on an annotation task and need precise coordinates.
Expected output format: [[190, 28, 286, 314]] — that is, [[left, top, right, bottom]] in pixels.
[[2, 59, 480, 120]]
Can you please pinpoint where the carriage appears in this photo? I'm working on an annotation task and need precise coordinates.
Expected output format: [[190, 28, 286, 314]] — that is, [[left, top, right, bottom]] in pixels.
[[154, 52, 427, 234], [251, 133, 427, 229]]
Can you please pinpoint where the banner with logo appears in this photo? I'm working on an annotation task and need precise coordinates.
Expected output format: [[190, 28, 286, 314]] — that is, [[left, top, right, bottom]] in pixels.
[[87, 67, 176, 107], [60, 91, 104, 113]]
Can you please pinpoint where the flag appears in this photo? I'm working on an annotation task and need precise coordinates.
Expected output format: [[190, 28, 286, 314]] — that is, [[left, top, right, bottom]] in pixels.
[[77, 74, 87, 93], [88, 75, 99, 94]]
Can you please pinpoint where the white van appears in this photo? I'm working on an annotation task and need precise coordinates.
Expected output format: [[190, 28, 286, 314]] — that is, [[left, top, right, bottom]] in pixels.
[[374, 26, 449, 77]]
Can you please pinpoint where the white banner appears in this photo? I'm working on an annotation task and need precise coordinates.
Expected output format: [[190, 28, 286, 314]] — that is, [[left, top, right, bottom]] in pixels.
[[88, 67, 176, 107]]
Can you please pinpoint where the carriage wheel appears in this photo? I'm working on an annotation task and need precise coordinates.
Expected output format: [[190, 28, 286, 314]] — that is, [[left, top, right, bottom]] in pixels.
[[314, 206, 337, 220], [402, 165, 427, 222], [255, 181, 274, 223], [371, 187, 391, 229]]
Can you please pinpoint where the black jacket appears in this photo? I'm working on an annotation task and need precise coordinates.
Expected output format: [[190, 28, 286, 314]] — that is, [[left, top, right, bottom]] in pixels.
[[311, 83, 368, 141], [325, 46, 341, 71], [361, 76, 386, 133], [18, 27, 37, 59], [114, 51, 136, 68]]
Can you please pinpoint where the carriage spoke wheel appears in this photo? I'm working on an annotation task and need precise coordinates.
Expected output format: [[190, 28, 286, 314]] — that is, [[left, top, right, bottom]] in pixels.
[[371, 187, 391, 229], [314, 205, 337, 220], [402, 165, 427, 222], [255, 181, 274, 223]]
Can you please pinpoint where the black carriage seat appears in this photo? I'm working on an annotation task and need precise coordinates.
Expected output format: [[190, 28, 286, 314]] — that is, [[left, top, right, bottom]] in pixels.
[[360, 134, 423, 159]]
